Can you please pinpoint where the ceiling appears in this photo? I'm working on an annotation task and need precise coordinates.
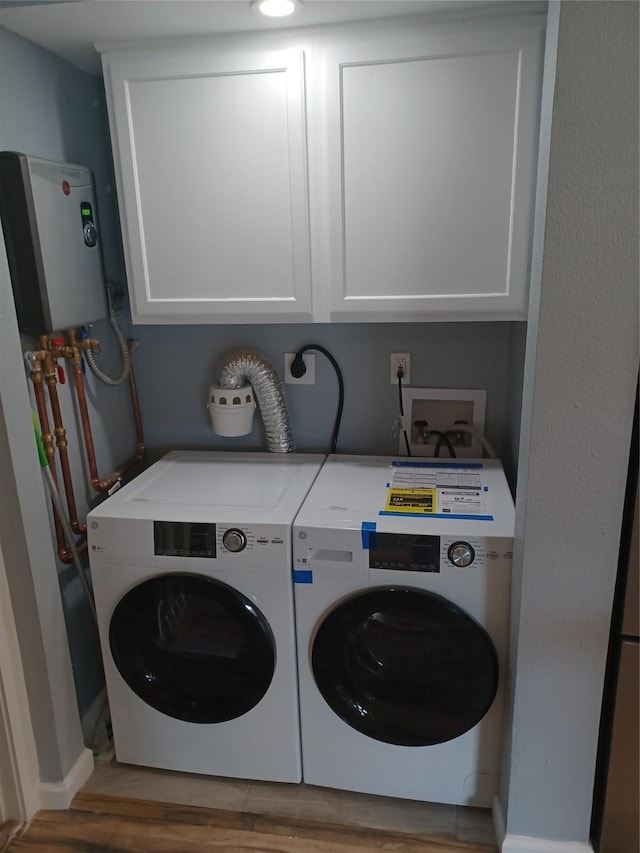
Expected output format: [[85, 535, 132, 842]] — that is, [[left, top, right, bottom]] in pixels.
[[0, 0, 502, 76]]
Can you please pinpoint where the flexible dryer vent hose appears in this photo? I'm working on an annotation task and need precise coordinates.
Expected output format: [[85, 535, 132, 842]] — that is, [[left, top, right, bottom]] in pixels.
[[218, 349, 295, 453]]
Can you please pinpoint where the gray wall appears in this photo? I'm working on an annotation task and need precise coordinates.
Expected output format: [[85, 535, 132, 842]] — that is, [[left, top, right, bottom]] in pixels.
[[132, 320, 520, 476], [0, 24, 131, 772], [503, 0, 639, 843]]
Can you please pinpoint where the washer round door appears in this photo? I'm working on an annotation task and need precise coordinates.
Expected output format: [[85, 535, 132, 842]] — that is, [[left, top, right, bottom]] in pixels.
[[311, 586, 499, 746], [109, 573, 276, 724]]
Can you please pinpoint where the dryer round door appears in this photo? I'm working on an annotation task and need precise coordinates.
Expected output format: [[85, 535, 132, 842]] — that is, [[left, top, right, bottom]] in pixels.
[[109, 572, 276, 724], [311, 586, 499, 746]]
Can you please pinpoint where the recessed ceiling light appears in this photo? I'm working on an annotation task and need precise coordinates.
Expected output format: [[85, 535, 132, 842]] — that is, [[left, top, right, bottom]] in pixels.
[[251, 0, 301, 18]]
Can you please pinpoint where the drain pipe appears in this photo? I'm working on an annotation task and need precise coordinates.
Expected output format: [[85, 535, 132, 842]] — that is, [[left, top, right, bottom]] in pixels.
[[215, 350, 295, 453]]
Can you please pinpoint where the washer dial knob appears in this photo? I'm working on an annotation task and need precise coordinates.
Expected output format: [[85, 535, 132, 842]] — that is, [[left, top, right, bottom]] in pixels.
[[448, 541, 475, 568], [222, 528, 247, 553]]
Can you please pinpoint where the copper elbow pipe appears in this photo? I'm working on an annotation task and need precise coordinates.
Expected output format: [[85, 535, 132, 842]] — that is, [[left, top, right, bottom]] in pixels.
[[72, 342, 145, 492], [58, 534, 88, 565]]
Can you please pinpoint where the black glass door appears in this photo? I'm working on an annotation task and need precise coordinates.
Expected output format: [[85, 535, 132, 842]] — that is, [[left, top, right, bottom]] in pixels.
[[312, 586, 498, 746], [109, 573, 275, 723]]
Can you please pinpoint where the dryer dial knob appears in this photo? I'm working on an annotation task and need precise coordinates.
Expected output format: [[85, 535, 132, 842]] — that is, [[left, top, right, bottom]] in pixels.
[[448, 541, 475, 568], [222, 528, 247, 553]]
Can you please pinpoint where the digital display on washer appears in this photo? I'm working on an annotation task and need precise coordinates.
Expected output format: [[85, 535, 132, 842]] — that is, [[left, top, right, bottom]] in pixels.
[[153, 521, 217, 558], [369, 532, 440, 572]]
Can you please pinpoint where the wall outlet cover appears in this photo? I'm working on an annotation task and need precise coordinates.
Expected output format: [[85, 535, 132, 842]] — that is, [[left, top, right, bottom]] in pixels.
[[390, 352, 411, 384], [284, 352, 315, 384]]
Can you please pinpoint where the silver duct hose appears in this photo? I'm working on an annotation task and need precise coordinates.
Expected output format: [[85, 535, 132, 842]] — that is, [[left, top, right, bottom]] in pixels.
[[217, 349, 295, 453]]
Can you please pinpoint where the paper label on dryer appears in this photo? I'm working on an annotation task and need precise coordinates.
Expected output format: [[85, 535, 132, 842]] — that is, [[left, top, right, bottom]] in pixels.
[[438, 489, 485, 514], [384, 464, 487, 517]]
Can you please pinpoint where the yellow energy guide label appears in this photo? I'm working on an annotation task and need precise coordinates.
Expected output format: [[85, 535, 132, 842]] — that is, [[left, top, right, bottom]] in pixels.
[[385, 487, 436, 513]]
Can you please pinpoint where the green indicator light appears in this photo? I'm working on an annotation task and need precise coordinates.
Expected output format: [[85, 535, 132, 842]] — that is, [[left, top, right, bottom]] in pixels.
[[81, 207, 91, 216]]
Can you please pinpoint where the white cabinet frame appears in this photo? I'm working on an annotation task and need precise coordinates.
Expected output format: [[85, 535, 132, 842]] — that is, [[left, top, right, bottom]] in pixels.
[[102, 45, 312, 323], [319, 21, 543, 321], [101, 14, 544, 324]]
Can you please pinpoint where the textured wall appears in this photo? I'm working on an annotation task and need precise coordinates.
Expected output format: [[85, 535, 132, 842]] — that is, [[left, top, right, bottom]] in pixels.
[[0, 244, 85, 781], [504, 0, 639, 843]]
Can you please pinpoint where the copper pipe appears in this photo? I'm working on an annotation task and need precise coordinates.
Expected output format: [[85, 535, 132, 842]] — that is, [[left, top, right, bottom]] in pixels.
[[32, 374, 66, 548], [58, 535, 88, 565], [28, 351, 87, 564], [41, 336, 86, 534], [31, 367, 56, 470], [71, 341, 145, 493], [45, 365, 86, 535]]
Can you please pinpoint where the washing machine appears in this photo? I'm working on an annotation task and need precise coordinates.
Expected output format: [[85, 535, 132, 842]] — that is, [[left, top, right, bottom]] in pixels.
[[292, 455, 515, 806], [88, 450, 324, 783]]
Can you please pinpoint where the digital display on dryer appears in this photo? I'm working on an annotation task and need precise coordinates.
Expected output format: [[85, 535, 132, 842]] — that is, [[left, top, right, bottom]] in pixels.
[[153, 521, 217, 558], [369, 532, 441, 572]]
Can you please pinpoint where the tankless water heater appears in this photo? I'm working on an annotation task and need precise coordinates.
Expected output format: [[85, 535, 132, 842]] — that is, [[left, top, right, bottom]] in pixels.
[[0, 151, 107, 336]]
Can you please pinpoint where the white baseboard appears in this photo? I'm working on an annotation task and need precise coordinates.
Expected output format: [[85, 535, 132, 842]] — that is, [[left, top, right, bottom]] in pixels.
[[38, 747, 94, 810], [501, 838, 594, 853], [493, 795, 594, 853]]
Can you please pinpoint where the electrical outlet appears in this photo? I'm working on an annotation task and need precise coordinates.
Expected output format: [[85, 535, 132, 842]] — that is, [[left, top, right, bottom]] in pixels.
[[284, 353, 315, 385], [390, 352, 411, 384], [399, 388, 487, 458]]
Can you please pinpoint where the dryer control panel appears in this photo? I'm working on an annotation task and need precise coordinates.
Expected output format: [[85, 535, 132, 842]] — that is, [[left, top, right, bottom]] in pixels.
[[149, 520, 288, 557]]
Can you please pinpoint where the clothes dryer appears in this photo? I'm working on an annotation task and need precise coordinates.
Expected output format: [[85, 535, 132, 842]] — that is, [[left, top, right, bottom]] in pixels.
[[88, 451, 324, 782], [292, 455, 514, 806]]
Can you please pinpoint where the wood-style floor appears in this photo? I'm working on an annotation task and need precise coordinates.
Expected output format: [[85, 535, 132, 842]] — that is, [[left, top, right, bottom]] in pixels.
[[2, 792, 498, 852]]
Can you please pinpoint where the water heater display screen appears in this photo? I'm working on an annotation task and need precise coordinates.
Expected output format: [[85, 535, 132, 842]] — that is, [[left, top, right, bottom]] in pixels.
[[154, 521, 217, 558], [369, 532, 441, 573]]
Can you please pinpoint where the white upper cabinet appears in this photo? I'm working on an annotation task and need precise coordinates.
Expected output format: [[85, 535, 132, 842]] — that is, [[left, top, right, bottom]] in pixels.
[[101, 44, 312, 323], [100, 13, 544, 324], [318, 19, 544, 321]]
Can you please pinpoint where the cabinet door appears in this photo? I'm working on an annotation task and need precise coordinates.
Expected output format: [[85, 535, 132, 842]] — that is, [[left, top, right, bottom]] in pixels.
[[320, 21, 543, 321], [102, 47, 311, 323]]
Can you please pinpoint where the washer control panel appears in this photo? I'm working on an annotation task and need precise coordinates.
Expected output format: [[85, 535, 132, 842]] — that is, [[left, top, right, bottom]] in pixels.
[[440, 536, 513, 571], [447, 541, 476, 568], [366, 532, 512, 572], [222, 528, 247, 553]]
